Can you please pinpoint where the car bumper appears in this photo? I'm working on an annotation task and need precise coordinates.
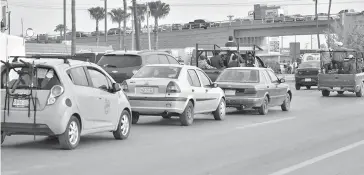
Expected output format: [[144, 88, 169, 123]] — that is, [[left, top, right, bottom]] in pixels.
[[225, 96, 264, 109], [1, 105, 73, 136], [129, 97, 188, 115], [295, 76, 318, 85], [318, 86, 356, 92]]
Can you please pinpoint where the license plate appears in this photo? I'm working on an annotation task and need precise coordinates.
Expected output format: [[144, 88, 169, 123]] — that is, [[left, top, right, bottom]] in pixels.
[[140, 87, 154, 94], [12, 99, 29, 108], [225, 90, 236, 96], [305, 78, 311, 82], [333, 87, 341, 91]]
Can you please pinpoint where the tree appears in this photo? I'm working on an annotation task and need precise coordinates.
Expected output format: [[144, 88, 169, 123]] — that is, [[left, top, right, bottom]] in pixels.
[[148, 1, 170, 50], [325, 20, 364, 51], [54, 24, 67, 39], [129, 3, 147, 33], [123, 0, 127, 50], [88, 7, 105, 47], [71, 0, 76, 55], [109, 8, 130, 50]]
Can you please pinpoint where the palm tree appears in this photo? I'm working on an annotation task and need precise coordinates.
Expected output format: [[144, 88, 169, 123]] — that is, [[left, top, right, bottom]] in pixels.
[[71, 0, 76, 55], [54, 24, 67, 39], [109, 8, 130, 50], [123, 0, 128, 50], [148, 1, 170, 50], [129, 4, 147, 31], [88, 7, 105, 46]]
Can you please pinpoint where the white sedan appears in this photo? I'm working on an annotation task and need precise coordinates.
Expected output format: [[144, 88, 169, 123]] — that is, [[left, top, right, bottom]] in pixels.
[[122, 64, 226, 126]]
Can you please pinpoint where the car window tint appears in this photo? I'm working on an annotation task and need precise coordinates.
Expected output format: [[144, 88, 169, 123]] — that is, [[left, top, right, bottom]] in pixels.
[[87, 68, 110, 91], [166, 55, 180, 64], [158, 55, 169, 64], [196, 70, 211, 86], [145, 54, 160, 65], [187, 70, 201, 87], [68, 67, 89, 86], [267, 70, 279, 83], [97, 55, 142, 68]]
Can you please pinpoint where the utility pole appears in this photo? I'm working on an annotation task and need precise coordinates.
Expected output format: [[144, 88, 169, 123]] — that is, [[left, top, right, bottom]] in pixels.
[[227, 15, 234, 26], [131, 10, 134, 50], [104, 0, 108, 46], [63, 0, 67, 41], [8, 11, 10, 34], [327, 0, 332, 48], [21, 18, 24, 37], [71, 0, 76, 55], [146, 3, 151, 50], [314, 0, 320, 48], [132, 0, 140, 50]]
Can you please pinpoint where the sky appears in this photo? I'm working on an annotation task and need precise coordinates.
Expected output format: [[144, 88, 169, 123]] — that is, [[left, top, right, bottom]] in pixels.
[[5, 0, 364, 36]]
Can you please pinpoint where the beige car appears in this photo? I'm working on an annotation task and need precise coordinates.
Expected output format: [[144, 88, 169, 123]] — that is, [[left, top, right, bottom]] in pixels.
[[1, 56, 132, 150], [122, 64, 226, 126]]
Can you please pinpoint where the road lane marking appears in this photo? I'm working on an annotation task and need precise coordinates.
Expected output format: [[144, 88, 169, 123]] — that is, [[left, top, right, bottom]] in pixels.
[[268, 139, 364, 175], [235, 117, 296, 129]]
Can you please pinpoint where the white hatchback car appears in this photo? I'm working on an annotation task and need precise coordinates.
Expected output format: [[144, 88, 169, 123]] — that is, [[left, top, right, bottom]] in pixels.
[[122, 64, 226, 126], [1, 56, 132, 150]]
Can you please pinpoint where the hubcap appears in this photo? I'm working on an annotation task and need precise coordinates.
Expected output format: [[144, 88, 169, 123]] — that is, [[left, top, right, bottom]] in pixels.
[[68, 121, 79, 145], [286, 95, 291, 108], [187, 107, 192, 120], [120, 114, 130, 136], [219, 101, 226, 118], [264, 99, 268, 113]]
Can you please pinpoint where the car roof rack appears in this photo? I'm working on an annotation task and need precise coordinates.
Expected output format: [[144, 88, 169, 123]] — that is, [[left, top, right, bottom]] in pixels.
[[10, 55, 71, 64]]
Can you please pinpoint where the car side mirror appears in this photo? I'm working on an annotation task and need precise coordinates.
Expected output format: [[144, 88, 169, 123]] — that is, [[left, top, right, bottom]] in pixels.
[[112, 83, 121, 92], [211, 82, 218, 88], [279, 78, 286, 83]]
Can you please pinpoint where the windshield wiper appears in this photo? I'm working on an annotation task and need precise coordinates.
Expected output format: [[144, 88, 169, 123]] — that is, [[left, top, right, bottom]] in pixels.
[[103, 64, 117, 68]]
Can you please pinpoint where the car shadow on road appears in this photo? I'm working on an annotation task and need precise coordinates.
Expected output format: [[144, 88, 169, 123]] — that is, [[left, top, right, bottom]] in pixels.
[[226, 108, 284, 116], [135, 117, 219, 127], [1, 136, 65, 150]]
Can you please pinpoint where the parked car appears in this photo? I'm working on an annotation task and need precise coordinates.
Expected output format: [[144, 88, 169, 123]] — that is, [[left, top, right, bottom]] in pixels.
[[295, 61, 321, 90], [1, 56, 132, 149], [182, 23, 192, 30], [215, 67, 292, 115], [108, 28, 121, 35], [191, 19, 209, 29], [91, 31, 105, 36], [122, 64, 226, 126], [172, 24, 183, 31], [97, 50, 180, 83]]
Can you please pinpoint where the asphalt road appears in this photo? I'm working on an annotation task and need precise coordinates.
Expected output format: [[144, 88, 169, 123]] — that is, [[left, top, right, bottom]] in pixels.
[[2, 84, 364, 175]]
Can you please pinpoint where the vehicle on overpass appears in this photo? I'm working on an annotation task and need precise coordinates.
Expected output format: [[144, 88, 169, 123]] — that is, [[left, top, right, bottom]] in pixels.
[[318, 51, 364, 97], [122, 64, 226, 126], [194, 43, 267, 82], [295, 60, 321, 90], [1, 55, 132, 149], [215, 67, 292, 115]]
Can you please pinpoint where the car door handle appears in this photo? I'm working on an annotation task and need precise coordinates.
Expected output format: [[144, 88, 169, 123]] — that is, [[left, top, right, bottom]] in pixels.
[[98, 97, 102, 100], [192, 89, 195, 92], [205, 89, 208, 92]]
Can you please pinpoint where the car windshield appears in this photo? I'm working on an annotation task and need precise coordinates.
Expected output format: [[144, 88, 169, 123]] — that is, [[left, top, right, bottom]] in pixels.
[[97, 55, 142, 68], [299, 62, 320, 68], [1, 66, 61, 90], [216, 69, 259, 83], [133, 66, 182, 79]]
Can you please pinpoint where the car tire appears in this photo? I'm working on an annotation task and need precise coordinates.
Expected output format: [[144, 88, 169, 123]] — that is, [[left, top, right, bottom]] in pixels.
[[281, 93, 291, 111], [179, 101, 194, 126], [356, 82, 364, 97], [306, 86, 311, 90], [132, 112, 139, 124], [337, 91, 344, 95], [1, 131, 5, 144], [113, 110, 131, 140], [162, 114, 172, 119], [213, 99, 226, 121], [322, 90, 330, 97], [295, 84, 301, 90], [58, 116, 81, 150], [258, 96, 269, 115]]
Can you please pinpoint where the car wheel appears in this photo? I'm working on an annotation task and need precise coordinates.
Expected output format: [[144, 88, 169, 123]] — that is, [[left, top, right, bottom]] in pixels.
[[213, 99, 226, 121], [295, 84, 301, 90], [306, 86, 311, 90], [337, 91, 344, 95], [1, 131, 6, 144], [356, 82, 364, 97], [322, 90, 330, 97], [113, 110, 131, 140], [179, 101, 194, 126], [162, 114, 172, 119], [258, 96, 269, 115], [132, 112, 139, 124], [281, 93, 291, 111], [58, 116, 81, 150]]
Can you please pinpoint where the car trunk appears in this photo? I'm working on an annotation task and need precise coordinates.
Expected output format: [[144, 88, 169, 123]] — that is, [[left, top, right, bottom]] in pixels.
[[216, 82, 258, 97], [1, 89, 50, 111], [318, 74, 356, 87], [297, 68, 320, 76], [126, 78, 173, 98]]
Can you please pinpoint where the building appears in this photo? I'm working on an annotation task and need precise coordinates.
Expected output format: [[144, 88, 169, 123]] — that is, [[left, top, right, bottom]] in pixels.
[[253, 4, 284, 20]]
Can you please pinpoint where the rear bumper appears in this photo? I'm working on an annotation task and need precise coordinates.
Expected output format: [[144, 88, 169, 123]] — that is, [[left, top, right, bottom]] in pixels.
[[129, 97, 188, 115], [318, 86, 356, 92], [1, 123, 54, 136], [225, 96, 264, 109], [295, 76, 318, 85]]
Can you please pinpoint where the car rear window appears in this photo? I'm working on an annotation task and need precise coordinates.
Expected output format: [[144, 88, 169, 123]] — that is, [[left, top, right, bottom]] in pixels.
[[216, 69, 259, 83], [133, 66, 182, 79], [97, 55, 142, 68], [1, 66, 61, 90], [299, 62, 320, 68]]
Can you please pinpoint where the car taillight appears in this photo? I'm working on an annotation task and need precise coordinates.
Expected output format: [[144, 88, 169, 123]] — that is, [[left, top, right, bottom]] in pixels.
[[166, 81, 181, 93], [121, 81, 128, 91], [244, 88, 258, 94], [47, 85, 64, 105]]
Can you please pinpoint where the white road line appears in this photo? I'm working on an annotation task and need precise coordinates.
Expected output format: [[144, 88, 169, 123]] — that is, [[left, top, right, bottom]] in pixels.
[[268, 139, 364, 175], [235, 117, 296, 129]]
